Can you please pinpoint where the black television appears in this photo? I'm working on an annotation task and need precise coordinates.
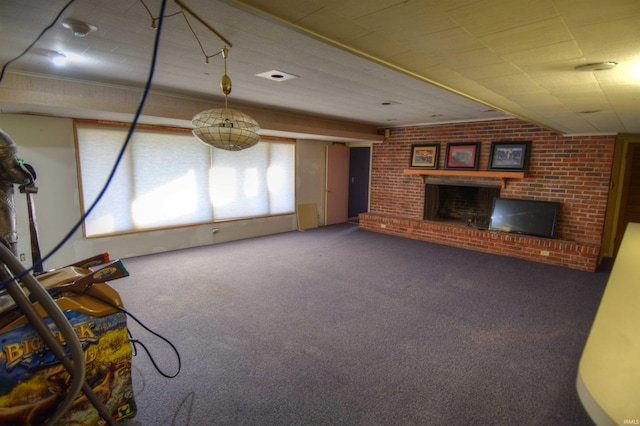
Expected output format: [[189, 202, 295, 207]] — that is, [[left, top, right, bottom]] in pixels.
[[489, 198, 560, 238]]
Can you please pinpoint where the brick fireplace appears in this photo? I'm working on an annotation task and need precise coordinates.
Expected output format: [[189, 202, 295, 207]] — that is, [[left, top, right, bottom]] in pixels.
[[359, 118, 615, 272], [424, 183, 500, 229]]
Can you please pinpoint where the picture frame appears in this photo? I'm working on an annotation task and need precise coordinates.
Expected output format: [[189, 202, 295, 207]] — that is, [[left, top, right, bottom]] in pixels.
[[445, 142, 480, 170], [488, 141, 531, 171], [410, 144, 439, 169]]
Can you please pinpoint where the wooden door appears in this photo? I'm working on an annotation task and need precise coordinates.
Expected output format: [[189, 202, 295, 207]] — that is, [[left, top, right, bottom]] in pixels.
[[325, 143, 349, 225], [614, 142, 640, 254]]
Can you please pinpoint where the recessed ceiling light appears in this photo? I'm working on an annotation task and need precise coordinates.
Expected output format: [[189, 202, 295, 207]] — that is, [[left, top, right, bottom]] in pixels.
[[574, 62, 618, 71], [49, 51, 67, 66], [256, 70, 298, 82]]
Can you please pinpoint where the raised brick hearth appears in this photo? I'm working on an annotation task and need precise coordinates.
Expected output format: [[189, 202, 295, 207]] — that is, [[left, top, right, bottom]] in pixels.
[[364, 118, 615, 272], [359, 213, 600, 271]]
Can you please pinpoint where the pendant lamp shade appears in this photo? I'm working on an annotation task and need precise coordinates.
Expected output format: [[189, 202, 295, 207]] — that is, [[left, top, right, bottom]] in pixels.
[[191, 47, 260, 151], [192, 108, 260, 151]]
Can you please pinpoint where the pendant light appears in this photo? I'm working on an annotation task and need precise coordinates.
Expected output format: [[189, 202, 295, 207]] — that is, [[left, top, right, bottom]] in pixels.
[[191, 47, 260, 151], [137, 0, 260, 151]]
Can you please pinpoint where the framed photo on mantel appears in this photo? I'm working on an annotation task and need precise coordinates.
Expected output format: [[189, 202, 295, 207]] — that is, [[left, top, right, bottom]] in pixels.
[[409, 144, 439, 169], [445, 142, 480, 170], [488, 141, 532, 172]]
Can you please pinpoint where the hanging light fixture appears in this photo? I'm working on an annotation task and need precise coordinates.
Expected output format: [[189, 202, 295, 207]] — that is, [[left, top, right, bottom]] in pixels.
[[191, 47, 260, 151], [138, 0, 260, 151]]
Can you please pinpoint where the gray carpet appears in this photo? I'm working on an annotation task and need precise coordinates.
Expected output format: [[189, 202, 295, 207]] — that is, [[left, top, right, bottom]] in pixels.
[[112, 223, 607, 425]]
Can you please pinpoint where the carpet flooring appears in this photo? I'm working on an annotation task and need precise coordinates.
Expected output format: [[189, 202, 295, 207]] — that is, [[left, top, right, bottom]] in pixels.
[[111, 224, 608, 425]]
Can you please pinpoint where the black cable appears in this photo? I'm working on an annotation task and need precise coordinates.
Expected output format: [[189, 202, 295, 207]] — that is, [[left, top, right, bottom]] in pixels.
[[0, 0, 77, 83], [82, 290, 181, 379], [0, 0, 169, 286], [130, 339, 180, 379]]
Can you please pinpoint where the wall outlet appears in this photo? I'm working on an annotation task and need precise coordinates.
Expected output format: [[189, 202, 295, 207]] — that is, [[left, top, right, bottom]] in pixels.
[[540, 250, 550, 256], [380, 224, 386, 228], [19, 253, 25, 261]]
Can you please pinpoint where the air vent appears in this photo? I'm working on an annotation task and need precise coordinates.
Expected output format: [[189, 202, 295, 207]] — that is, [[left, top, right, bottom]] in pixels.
[[574, 62, 618, 71]]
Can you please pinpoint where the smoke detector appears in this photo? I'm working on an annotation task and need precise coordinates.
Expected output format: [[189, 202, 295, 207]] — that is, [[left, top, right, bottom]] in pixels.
[[61, 18, 97, 37]]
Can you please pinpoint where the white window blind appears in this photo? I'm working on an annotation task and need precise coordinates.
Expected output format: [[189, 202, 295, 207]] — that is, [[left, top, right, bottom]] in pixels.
[[76, 122, 295, 237]]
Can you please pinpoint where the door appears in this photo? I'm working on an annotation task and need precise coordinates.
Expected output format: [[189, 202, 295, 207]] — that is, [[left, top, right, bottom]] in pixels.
[[348, 147, 370, 219], [325, 143, 350, 225], [614, 141, 640, 255]]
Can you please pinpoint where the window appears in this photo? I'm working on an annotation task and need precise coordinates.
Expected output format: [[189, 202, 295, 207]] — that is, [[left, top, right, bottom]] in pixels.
[[75, 121, 295, 237]]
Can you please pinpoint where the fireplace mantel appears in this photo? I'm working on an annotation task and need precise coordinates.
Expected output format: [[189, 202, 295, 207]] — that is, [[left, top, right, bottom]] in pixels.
[[404, 169, 527, 188]]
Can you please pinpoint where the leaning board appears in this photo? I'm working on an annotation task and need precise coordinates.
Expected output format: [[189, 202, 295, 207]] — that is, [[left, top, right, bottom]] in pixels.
[[297, 203, 318, 231]]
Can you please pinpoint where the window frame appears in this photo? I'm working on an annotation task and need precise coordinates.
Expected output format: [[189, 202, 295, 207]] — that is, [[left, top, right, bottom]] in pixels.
[[74, 119, 296, 238]]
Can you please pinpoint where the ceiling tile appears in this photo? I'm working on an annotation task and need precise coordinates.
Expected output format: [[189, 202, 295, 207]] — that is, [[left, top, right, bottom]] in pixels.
[[571, 17, 640, 60], [435, 48, 505, 70], [228, 0, 322, 22], [476, 73, 547, 95], [506, 93, 565, 109], [385, 50, 438, 74], [403, 27, 484, 55], [617, 109, 640, 132], [578, 110, 624, 133], [296, 8, 370, 42], [480, 17, 573, 55], [315, 0, 406, 20], [529, 71, 599, 91], [460, 62, 523, 80], [445, 0, 558, 37], [554, 0, 640, 27], [503, 40, 583, 68], [348, 32, 410, 61], [559, 92, 610, 109], [355, 1, 456, 40]]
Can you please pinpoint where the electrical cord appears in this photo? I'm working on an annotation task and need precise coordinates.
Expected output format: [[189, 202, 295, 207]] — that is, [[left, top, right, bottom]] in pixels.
[[0, 0, 178, 414], [0, 0, 77, 83], [0, 0, 169, 286], [82, 290, 181, 379]]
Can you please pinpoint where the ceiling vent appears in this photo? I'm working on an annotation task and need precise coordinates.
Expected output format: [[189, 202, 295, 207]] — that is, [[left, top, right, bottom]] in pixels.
[[256, 70, 298, 82], [574, 62, 618, 71]]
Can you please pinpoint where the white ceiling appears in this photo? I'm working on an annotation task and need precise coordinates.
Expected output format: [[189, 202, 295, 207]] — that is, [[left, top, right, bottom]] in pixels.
[[1, 0, 639, 136]]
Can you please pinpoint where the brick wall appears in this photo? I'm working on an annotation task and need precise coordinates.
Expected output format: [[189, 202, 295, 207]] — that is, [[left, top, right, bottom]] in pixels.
[[362, 118, 616, 271]]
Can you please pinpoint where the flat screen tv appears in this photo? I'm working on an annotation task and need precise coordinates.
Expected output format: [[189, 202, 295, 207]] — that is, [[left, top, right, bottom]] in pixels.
[[489, 198, 560, 238]]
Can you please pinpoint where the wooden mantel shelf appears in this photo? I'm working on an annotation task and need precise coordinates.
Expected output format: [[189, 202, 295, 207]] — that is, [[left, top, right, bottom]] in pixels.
[[403, 169, 527, 189]]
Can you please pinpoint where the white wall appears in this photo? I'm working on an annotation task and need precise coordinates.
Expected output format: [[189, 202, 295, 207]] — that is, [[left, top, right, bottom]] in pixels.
[[0, 114, 332, 268]]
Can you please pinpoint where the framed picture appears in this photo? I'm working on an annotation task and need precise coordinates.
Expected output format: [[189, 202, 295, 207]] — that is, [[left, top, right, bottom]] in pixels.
[[488, 141, 531, 171], [445, 142, 480, 170], [410, 144, 439, 169]]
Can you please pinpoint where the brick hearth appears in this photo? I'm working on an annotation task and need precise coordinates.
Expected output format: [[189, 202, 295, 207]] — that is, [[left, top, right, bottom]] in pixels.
[[359, 212, 600, 271]]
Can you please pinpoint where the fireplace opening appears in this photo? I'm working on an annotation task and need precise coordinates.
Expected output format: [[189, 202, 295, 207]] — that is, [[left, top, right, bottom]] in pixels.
[[424, 183, 501, 228]]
